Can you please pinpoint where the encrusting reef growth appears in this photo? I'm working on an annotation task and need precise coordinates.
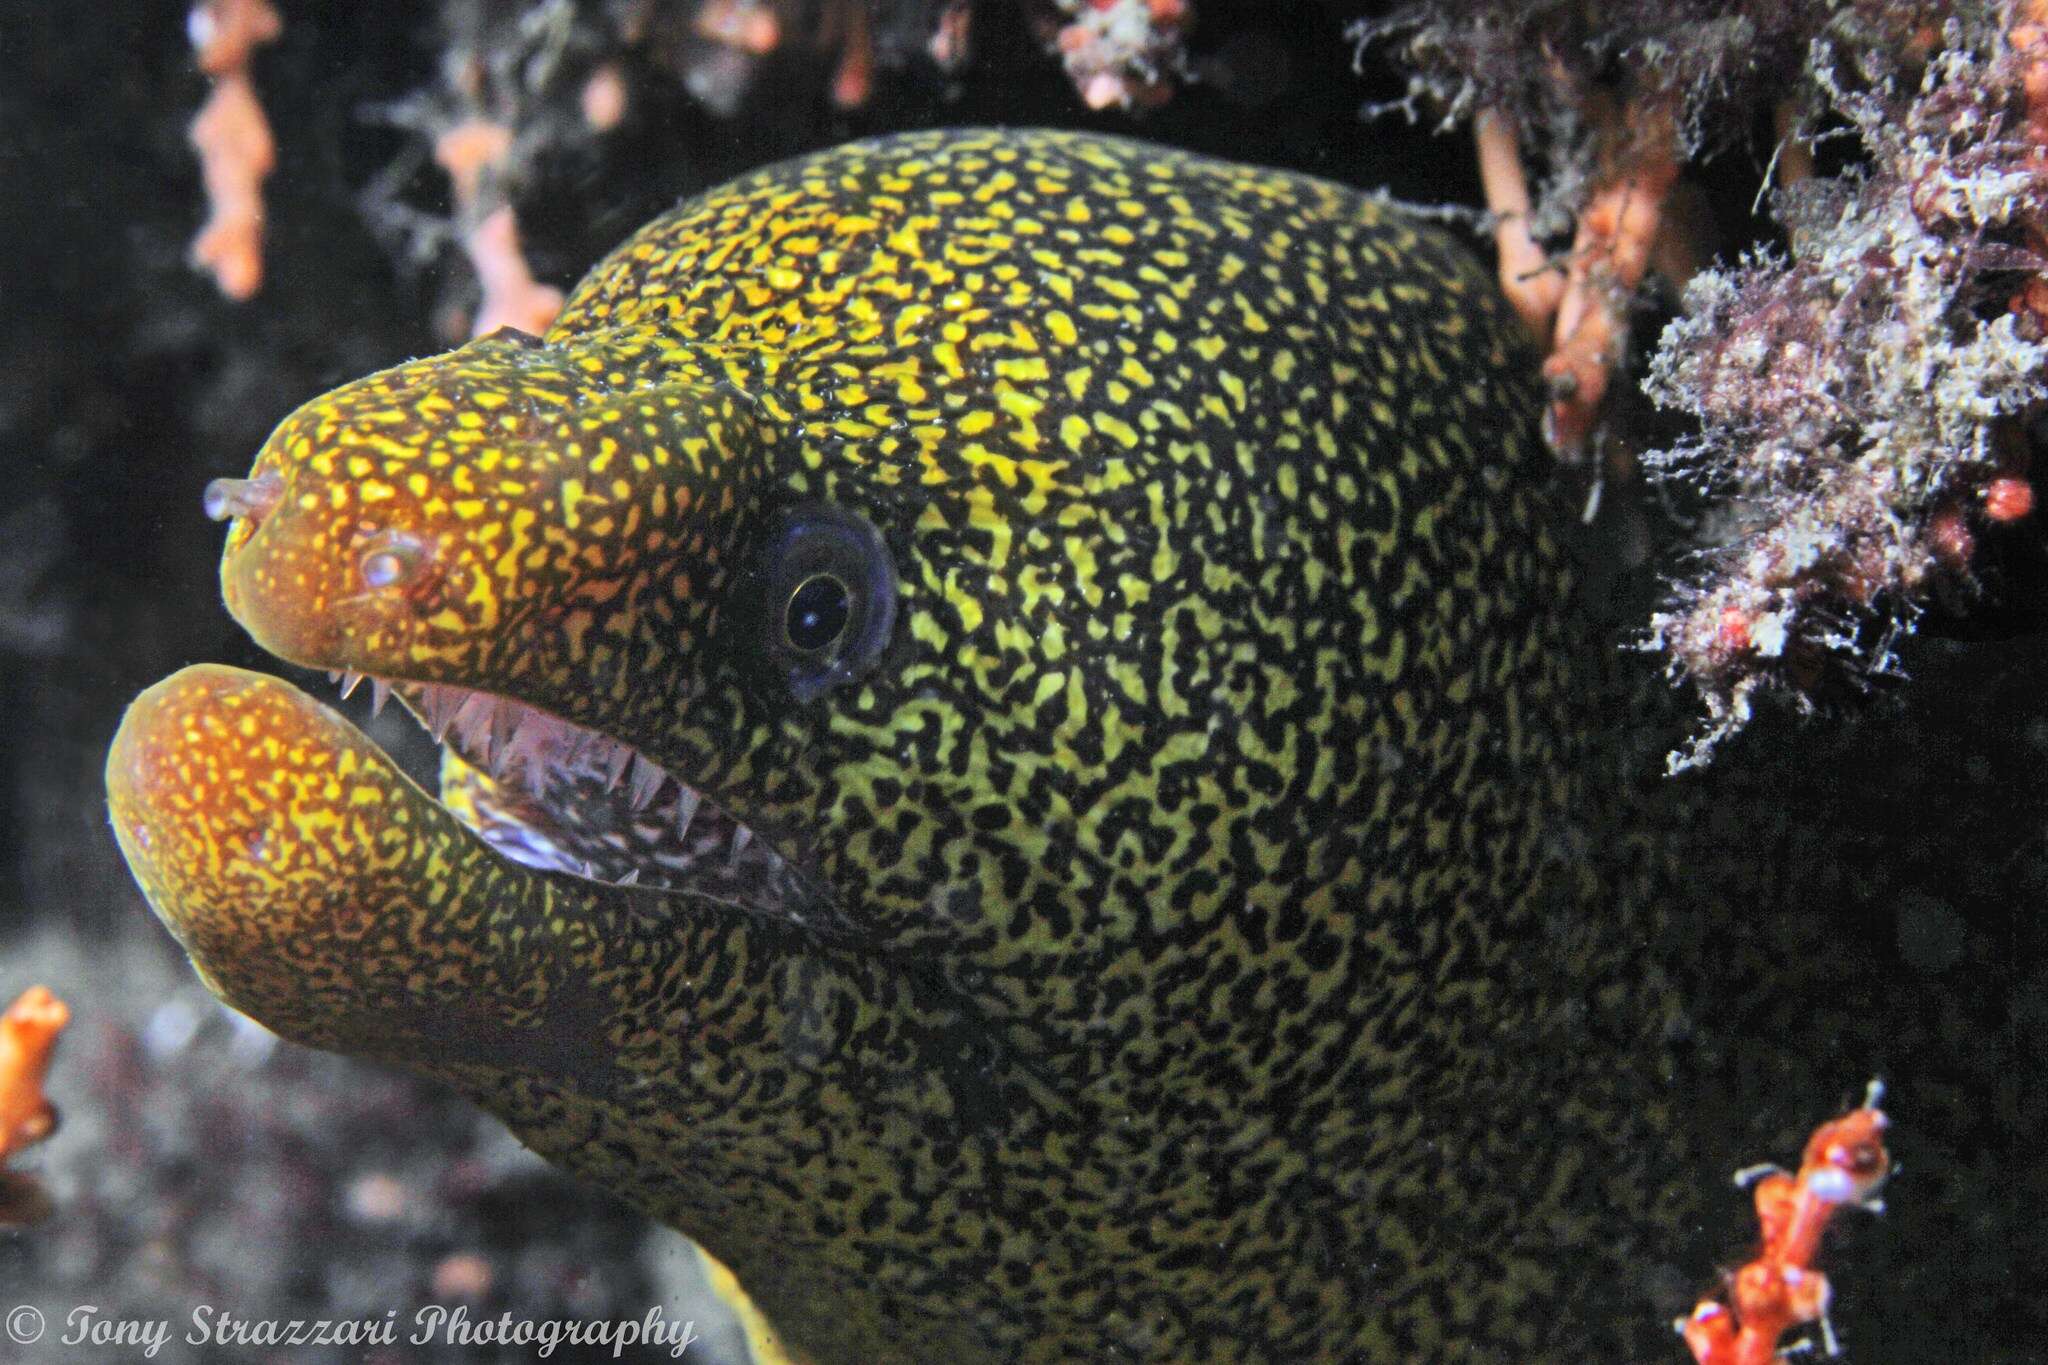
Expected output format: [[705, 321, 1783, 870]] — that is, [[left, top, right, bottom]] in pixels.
[[1361, 0, 2048, 767]]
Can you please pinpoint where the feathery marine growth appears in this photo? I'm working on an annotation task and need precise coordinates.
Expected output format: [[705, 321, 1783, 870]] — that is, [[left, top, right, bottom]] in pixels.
[[1360, 2, 2048, 766]]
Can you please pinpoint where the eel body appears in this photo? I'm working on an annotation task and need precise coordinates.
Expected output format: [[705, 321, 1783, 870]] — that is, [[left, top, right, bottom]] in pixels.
[[107, 128, 1682, 1360]]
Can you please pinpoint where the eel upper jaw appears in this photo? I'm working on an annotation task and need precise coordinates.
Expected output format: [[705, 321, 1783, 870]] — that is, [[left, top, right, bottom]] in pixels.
[[208, 402, 833, 927]]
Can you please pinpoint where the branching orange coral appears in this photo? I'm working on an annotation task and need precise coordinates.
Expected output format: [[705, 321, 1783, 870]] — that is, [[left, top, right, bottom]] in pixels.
[[0, 986, 68, 1163], [1543, 109, 1680, 454], [187, 0, 282, 301], [433, 120, 563, 340], [460, 206, 566, 340], [1678, 1082, 1892, 1365], [1475, 98, 1681, 455], [1472, 108, 1566, 340]]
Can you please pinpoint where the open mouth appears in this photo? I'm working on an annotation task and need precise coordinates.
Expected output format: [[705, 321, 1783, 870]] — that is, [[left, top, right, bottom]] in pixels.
[[191, 472, 833, 932], [325, 670, 830, 927]]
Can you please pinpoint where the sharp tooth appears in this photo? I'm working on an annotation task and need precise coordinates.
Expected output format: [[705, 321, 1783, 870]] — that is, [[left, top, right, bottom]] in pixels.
[[602, 741, 633, 792], [617, 867, 641, 887], [369, 678, 391, 718], [428, 692, 459, 743], [673, 787, 701, 841], [489, 704, 521, 779], [627, 754, 666, 810], [327, 670, 342, 684], [453, 693, 496, 760], [412, 684, 443, 735], [339, 670, 364, 699], [561, 725, 593, 768], [728, 825, 753, 867]]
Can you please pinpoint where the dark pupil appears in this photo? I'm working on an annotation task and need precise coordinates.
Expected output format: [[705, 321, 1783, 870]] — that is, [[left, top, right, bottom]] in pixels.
[[786, 574, 851, 652]]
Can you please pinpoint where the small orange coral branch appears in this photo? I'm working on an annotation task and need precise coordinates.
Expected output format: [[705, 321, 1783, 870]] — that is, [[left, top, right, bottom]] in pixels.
[[433, 120, 563, 340], [1473, 95, 1682, 455], [1473, 109, 1566, 342], [461, 206, 566, 340], [0, 986, 69, 1163], [1542, 104, 1681, 454], [1678, 1081, 1892, 1365], [187, 0, 283, 301]]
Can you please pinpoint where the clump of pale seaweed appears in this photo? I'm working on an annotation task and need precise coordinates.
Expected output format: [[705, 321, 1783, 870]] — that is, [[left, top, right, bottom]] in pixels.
[[1645, 26, 2048, 769]]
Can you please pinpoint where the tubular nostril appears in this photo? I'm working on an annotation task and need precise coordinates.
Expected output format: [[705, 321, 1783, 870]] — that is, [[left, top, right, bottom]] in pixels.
[[203, 470, 285, 525]]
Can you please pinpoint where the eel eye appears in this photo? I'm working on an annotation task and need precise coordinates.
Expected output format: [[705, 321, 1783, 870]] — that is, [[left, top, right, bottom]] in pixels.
[[739, 502, 896, 703], [361, 549, 409, 588], [357, 531, 430, 591], [785, 573, 852, 653]]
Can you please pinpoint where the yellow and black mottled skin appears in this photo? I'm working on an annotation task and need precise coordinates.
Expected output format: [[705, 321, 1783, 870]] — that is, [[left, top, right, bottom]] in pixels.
[[107, 129, 1687, 1360]]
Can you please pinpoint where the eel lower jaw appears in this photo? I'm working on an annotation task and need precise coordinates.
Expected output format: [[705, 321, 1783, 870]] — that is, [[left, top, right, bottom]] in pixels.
[[326, 669, 835, 928], [106, 664, 805, 1068]]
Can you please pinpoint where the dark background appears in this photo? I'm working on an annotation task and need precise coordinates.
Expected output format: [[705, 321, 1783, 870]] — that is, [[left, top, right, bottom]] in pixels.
[[0, 2, 2040, 1361]]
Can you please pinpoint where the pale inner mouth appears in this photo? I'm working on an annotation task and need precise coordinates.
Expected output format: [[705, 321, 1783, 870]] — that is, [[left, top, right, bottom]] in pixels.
[[326, 670, 825, 925]]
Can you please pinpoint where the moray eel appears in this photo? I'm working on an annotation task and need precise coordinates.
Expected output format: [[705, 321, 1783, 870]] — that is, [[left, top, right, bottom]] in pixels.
[[106, 129, 1684, 1360]]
